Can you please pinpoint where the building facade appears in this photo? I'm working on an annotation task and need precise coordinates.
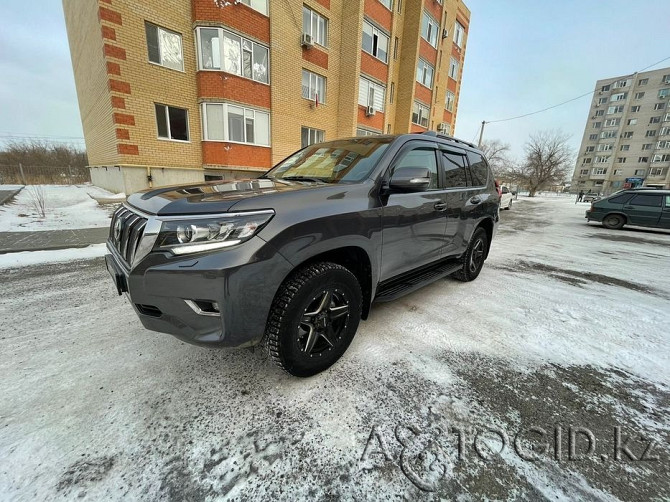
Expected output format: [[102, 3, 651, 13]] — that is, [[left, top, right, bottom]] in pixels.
[[571, 67, 670, 194], [63, 0, 470, 194]]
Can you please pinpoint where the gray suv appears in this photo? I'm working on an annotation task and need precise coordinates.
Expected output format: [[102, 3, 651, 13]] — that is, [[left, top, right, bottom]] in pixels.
[[105, 132, 499, 376]]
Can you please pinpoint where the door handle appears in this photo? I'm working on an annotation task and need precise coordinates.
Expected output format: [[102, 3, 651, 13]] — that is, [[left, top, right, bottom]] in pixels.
[[469, 196, 482, 205], [434, 202, 448, 211]]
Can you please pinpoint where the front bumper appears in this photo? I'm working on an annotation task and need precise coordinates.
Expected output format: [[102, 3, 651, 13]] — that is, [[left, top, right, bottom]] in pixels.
[[105, 235, 293, 348]]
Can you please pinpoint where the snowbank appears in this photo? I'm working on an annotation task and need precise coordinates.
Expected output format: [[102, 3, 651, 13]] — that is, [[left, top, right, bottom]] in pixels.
[[0, 244, 107, 269]]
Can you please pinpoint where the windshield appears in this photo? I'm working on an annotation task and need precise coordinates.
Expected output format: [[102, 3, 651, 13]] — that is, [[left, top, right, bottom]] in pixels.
[[265, 137, 393, 184]]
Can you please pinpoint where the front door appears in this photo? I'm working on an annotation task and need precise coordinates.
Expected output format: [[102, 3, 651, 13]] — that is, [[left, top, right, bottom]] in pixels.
[[624, 193, 664, 227], [380, 142, 447, 281]]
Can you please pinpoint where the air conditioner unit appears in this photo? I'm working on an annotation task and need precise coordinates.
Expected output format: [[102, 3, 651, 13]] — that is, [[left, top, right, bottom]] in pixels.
[[301, 33, 314, 48], [366, 106, 376, 117], [442, 28, 448, 39], [437, 122, 448, 132]]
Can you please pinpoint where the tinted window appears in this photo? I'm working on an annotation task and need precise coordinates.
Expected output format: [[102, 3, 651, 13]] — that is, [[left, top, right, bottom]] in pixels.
[[466, 151, 489, 186], [501, 186, 510, 194], [441, 151, 467, 188], [666, 195, 670, 207], [394, 148, 438, 189], [629, 194, 663, 207], [607, 193, 633, 204]]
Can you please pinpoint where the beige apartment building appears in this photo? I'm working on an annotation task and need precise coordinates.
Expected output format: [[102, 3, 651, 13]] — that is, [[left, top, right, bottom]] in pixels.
[[571, 67, 670, 194], [63, 0, 470, 194]]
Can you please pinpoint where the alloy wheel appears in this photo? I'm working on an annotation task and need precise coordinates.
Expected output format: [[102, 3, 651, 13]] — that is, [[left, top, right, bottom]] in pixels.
[[469, 239, 485, 274], [298, 288, 350, 357]]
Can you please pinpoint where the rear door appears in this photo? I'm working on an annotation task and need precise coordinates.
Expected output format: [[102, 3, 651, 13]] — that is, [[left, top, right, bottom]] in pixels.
[[439, 145, 469, 256], [624, 193, 664, 226], [660, 195, 670, 229], [380, 141, 448, 281]]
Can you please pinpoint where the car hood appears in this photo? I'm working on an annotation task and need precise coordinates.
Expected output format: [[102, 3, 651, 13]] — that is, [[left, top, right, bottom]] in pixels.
[[126, 178, 346, 215]]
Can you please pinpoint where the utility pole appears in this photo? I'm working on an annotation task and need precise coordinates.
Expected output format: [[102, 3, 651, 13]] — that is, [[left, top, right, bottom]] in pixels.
[[478, 121, 486, 147]]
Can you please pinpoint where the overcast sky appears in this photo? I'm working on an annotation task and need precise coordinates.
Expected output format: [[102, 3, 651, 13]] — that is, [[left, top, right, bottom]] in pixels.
[[0, 1, 669, 157]]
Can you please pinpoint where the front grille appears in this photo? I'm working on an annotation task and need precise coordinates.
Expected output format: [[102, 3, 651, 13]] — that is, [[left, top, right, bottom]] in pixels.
[[109, 206, 148, 266]]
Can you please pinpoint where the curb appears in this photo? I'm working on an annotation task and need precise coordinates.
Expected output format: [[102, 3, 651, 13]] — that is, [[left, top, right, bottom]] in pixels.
[[0, 187, 24, 206]]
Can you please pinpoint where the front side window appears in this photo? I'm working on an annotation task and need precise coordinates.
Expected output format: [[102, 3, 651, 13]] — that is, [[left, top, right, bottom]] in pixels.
[[466, 151, 489, 186], [442, 151, 467, 187], [358, 77, 386, 112], [302, 69, 326, 103], [301, 127, 324, 148], [453, 21, 465, 47], [267, 138, 393, 184], [202, 103, 269, 146], [416, 59, 435, 88], [362, 20, 389, 63], [155, 104, 189, 141], [412, 102, 430, 127], [421, 11, 439, 47], [303, 6, 328, 46], [393, 148, 438, 189], [197, 27, 269, 84], [449, 57, 459, 79], [146, 22, 183, 71]]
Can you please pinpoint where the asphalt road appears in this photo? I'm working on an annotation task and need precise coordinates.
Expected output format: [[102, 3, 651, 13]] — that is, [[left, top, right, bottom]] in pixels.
[[1, 196, 669, 501]]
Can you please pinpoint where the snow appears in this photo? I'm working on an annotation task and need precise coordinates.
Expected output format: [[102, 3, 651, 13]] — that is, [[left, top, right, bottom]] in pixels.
[[0, 184, 118, 232], [0, 243, 107, 270]]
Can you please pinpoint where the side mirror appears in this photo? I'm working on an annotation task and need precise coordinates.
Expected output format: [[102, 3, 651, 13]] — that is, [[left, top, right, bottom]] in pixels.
[[389, 167, 432, 192]]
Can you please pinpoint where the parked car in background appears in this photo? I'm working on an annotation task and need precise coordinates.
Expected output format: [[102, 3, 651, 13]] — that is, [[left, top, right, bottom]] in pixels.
[[583, 192, 601, 203], [585, 188, 670, 230], [500, 186, 513, 210]]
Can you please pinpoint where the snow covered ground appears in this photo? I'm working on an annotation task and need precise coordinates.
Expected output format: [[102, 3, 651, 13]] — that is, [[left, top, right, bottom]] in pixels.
[[1, 196, 669, 500], [0, 184, 117, 232]]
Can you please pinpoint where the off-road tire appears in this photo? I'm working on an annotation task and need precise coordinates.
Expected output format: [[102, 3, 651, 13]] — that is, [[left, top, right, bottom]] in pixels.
[[452, 227, 488, 282], [602, 213, 625, 230], [265, 262, 362, 377]]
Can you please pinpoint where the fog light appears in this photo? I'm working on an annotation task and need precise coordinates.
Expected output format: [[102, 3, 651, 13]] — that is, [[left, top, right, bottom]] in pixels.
[[184, 299, 220, 317]]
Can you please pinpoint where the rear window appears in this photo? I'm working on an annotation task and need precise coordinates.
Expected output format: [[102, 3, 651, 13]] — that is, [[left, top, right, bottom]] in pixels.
[[629, 194, 663, 207], [466, 151, 489, 186], [607, 193, 633, 204]]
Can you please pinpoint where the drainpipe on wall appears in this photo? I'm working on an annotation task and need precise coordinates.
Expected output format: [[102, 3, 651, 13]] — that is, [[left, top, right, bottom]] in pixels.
[[146, 166, 153, 188]]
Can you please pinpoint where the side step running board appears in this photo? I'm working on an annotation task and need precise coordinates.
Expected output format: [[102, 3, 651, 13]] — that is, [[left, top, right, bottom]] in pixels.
[[374, 262, 462, 303]]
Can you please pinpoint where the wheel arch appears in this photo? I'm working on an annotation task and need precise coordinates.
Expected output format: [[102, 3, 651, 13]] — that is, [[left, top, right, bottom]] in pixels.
[[475, 217, 495, 258], [603, 211, 628, 223]]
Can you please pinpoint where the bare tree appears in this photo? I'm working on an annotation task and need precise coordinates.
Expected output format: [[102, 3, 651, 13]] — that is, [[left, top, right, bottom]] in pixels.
[[0, 140, 87, 168], [27, 185, 48, 218], [480, 139, 513, 177], [507, 131, 573, 197]]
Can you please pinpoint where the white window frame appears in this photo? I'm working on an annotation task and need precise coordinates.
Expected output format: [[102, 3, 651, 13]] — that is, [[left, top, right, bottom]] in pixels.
[[421, 11, 439, 48], [614, 169, 623, 175], [301, 127, 324, 148], [302, 69, 326, 103], [412, 101, 430, 127], [358, 77, 386, 112], [362, 20, 389, 63], [378, 0, 392, 9], [146, 22, 184, 72], [195, 27, 270, 84], [650, 167, 665, 176], [303, 6, 328, 47], [416, 58, 435, 88], [604, 118, 620, 127], [597, 143, 612, 152], [453, 21, 465, 48], [201, 102, 270, 147], [357, 128, 379, 137], [448, 57, 459, 79], [659, 89, 670, 99], [240, 0, 268, 15], [610, 92, 627, 102], [592, 167, 608, 174], [445, 91, 455, 112], [155, 103, 190, 142]]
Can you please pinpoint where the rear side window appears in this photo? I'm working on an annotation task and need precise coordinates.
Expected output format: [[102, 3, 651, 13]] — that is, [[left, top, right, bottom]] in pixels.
[[466, 151, 489, 186], [607, 193, 633, 204], [393, 147, 439, 189], [441, 151, 468, 188], [629, 194, 663, 207]]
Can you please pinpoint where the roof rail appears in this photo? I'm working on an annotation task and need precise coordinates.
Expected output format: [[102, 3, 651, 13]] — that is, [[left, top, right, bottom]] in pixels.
[[419, 131, 477, 149]]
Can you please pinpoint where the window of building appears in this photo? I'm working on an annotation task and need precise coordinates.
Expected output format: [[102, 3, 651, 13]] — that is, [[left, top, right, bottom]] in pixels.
[[613, 169, 623, 175], [589, 134, 598, 140], [389, 82, 395, 103], [421, 11, 439, 47], [650, 167, 666, 176], [155, 103, 189, 141], [610, 92, 627, 101], [593, 167, 608, 174], [378, 0, 392, 9], [362, 20, 389, 63], [595, 109, 604, 117], [662, 127, 670, 136], [642, 144, 652, 150], [654, 102, 666, 110], [638, 78, 648, 85], [467, 151, 488, 186], [594, 157, 610, 164], [650, 116, 661, 124], [613, 79, 630, 88], [358, 77, 386, 112], [592, 122, 601, 129], [601, 130, 616, 139], [623, 131, 634, 138], [638, 157, 649, 163], [627, 119, 637, 126], [646, 130, 656, 137], [302, 69, 326, 102], [601, 84, 611, 92], [239, 0, 268, 15], [197, 27, 269, 83], [597, 143, 612, 151], [653, 154, 670, 162], [145, 22, 183, 71], [448, 58, 459, 79], [604, 118, 620, 127], [582, 158, 592, 164], [445, 91, 455, 112], [412, 101, 430, 127], [634, 92, 645, 99], [356, 128, 378, 137], [635, 169, 647, 175], [394, 37, 399, 59], [585, 146, 595, 153], [453, 21, 465, 48], [607, 105, 623, 114], [416, 59, 435, 87], [580, 169, 589, 174], [303, 6, 328, 47], [663, 75, 670, 84], [301, 127, 324, 148], [620, 144, 630, 151], [202, 103, 269, 146], [441, 151, 468, 187], [658, 140, 670, 149], [631, 105, 641, 112], [598, 97, 608, 105], [659, 88, 670, 99], [616, 157, 626, 163]]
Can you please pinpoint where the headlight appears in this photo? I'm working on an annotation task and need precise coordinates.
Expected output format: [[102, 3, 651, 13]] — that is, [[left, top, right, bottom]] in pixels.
[[154, 210, 274, 255]]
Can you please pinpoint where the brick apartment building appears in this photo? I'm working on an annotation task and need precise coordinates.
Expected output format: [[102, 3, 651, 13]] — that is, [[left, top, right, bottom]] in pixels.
[[63, 0, 471, 194], [571, 67, 670, 194]]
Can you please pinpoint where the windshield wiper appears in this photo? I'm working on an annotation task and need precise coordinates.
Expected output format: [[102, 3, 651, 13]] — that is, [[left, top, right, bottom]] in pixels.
[[280, 176, 329, 183]]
